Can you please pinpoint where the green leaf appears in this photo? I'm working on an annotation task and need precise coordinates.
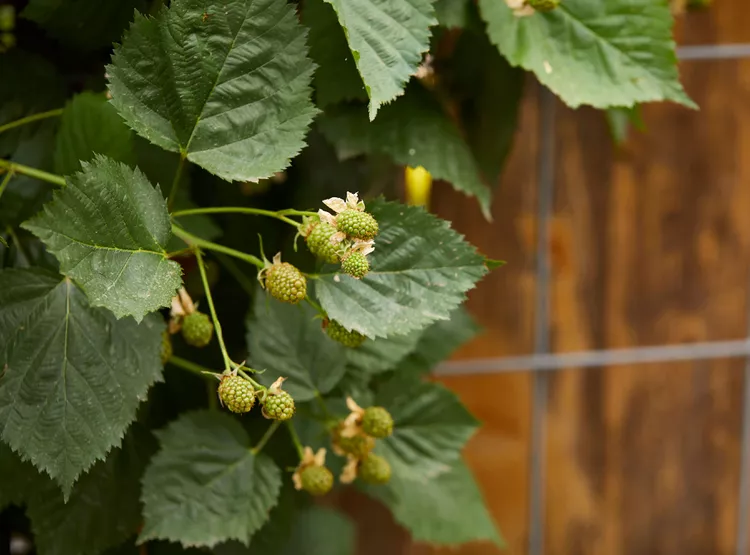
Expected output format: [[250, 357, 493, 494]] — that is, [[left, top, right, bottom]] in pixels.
[[22, 0, 147, 51], [321, 0, 435, 120], [319, 86, 491, 218], [315, 200, 488, 338], [26, 426, 157, 555], [485, 258, 506, 270], [375, 373, 478, 477], [605, 105, 645, 145], [107, 0, 317, 183], [139, 410, 282, 548], [281, 507, 355, 555], [479, 0, 695, 109], [246, 294, 347, 401], [0, 268, 164, 496], [303, 0, 367, 108], [363, 459, 502, 547], [23, 155, 183, 321], [447, 28, 524, 185], [434, 0, 469, 28], [346, 330, 422, 375], [395, 307, 480, 375], [54, 92, 135, 176]]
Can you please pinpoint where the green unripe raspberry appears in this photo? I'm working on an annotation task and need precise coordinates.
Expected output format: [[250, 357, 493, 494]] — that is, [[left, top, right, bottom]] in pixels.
[[336, 209, 379, 240], [181, 312, 214, 348], [359, 454, 391, 485], [300, 466, 334, 496], [218, 375, 256, 414], [160, 330, 172, 365], [263, 391, 296, 421], [306, 222, 341, 264], [341, 252, 369, 279], [337, 432, 375, 458], [326, 319, 366, 348], [527, 0, 560, 11], [265, 263, 306, 304], [362, 407, 393, 438]]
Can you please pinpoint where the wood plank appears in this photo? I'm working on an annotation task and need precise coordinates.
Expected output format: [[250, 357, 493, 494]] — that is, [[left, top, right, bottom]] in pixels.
[[675, 0, 750, 46], [545, 360, 743, 555]]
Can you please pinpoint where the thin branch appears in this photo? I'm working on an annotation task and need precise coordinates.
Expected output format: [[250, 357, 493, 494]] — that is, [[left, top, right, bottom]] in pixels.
[[172, 206, 301, 227], [172, 226, 265, 269], [251, 421, 281, 455], [0, 108, 63, 135], [0, 159, 65, 187], [195, 248, 232, 371]]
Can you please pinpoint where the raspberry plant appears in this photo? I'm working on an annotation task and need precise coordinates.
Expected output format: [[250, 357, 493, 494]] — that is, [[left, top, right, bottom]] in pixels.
[[0, 0, 691, 552]]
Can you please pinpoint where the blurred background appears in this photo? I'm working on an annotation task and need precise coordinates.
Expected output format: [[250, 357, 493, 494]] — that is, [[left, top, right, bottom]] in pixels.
[[336, 2, 750, 554]]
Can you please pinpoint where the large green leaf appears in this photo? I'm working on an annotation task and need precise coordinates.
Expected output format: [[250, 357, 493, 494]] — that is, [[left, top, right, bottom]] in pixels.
[[315, 200, 488, 338], [396, 307, 479, 375], [434, 0, 469, 28], [54, 92, 135, 176], [23, 156, 183, 321], [303, 0, 366, 108], [479, 0, 694, 109], [246, 294, 347, 401], [26, 426, 157, 555], [346, 329, 422, 375], [281, 507, 355, 555], [447, 27, 524, 185], [374, 373, 478, 477], [0, 268, 163, 496], [321, 0, 435, 120], [139, 411, 282, 548], [107, 0, 317, 183], [22, 0, 147, 51], [363, 459, 502, 547], [319, 87, 491, 217]]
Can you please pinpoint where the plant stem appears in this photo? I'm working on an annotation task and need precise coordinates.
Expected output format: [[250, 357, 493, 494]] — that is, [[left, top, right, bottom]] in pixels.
[[169, 355, 219, 379], [172, 226, 264, 269], [167, 154, 186, 210], [0, 159, 65, 187], [171, 206, 301, 228], [305, 295, 325, 316], [6, 226, 31, 265], [214, 252, 256, 296], [194, 248, 232, 371], [238, 368, 264, 389], [0, 108, 63, 135], [286, 421, 305, 459], [278, 208, 319, 218], [251, 421, 281, 455], [0, 169, 14, 203]]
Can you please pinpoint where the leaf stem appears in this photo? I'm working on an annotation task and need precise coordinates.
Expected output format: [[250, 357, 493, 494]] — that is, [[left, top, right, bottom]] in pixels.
[[195, 248, 232, 371], [238, 368, 264, 390], [172, 226, 264, 269], [286, 421, 305, 459], [171, 206, 301, 227], [251, 420, 281, 455], [0, 108, 64, 135], [169, 355, 220, 379], [304, 295, 326, 316], [0, 159, 65, 187], [167, 154, 186, 210], [5, 226, 31, 265], [0, 169, 14, 203]]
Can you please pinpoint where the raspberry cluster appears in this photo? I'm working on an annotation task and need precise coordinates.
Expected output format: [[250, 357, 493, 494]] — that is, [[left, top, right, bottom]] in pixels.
[[263, 391, 296, 421], [325, 319, 366, 348], [264, 262, 306, 304], [336, 209, 379, 241], [341, 252, 369, 280], [181, 311, 214, 348], [300, 465, 334, 496], [218, 375, 256, 414], [305, 221, 341, 264]]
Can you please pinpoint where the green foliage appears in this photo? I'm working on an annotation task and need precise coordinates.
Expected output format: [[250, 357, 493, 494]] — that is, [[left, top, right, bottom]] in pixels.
[[0, 268, 163, 495], [107, 0, 317, 182], [1, 0, 693, 551], [479, 0, 694, 109], [315, 200, 488, 338], [140, 411, 282, 547], [23, 156, 182, 320]]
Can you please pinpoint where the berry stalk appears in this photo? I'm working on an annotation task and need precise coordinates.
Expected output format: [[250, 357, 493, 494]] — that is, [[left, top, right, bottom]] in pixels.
[[251, 421, 281, 455], [194, 248, 232, 371]]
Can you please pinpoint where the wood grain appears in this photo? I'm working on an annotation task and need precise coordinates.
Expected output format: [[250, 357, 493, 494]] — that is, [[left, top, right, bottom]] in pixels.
[[675, 0, 750, 46], [545, 59, 750, 555]]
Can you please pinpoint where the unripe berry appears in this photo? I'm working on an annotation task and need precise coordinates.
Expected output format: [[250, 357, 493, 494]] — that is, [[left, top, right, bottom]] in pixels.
[[359, 454, 391, 485], [181, 312, 214, 348], [341, 252, 369, 279], [160, 330, 172, 365], [336, 431, 374, 458], [218, 375, 256, 414], [263, 391, 295, 421], [306, 222, 341, 264], [362, 407, 393, 438], [265, 263, 306, 304], [527, 0, 560, 11], [300, 465, 334, 496], [336, 209, 379, 240], [325, 319, 366, 348]]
